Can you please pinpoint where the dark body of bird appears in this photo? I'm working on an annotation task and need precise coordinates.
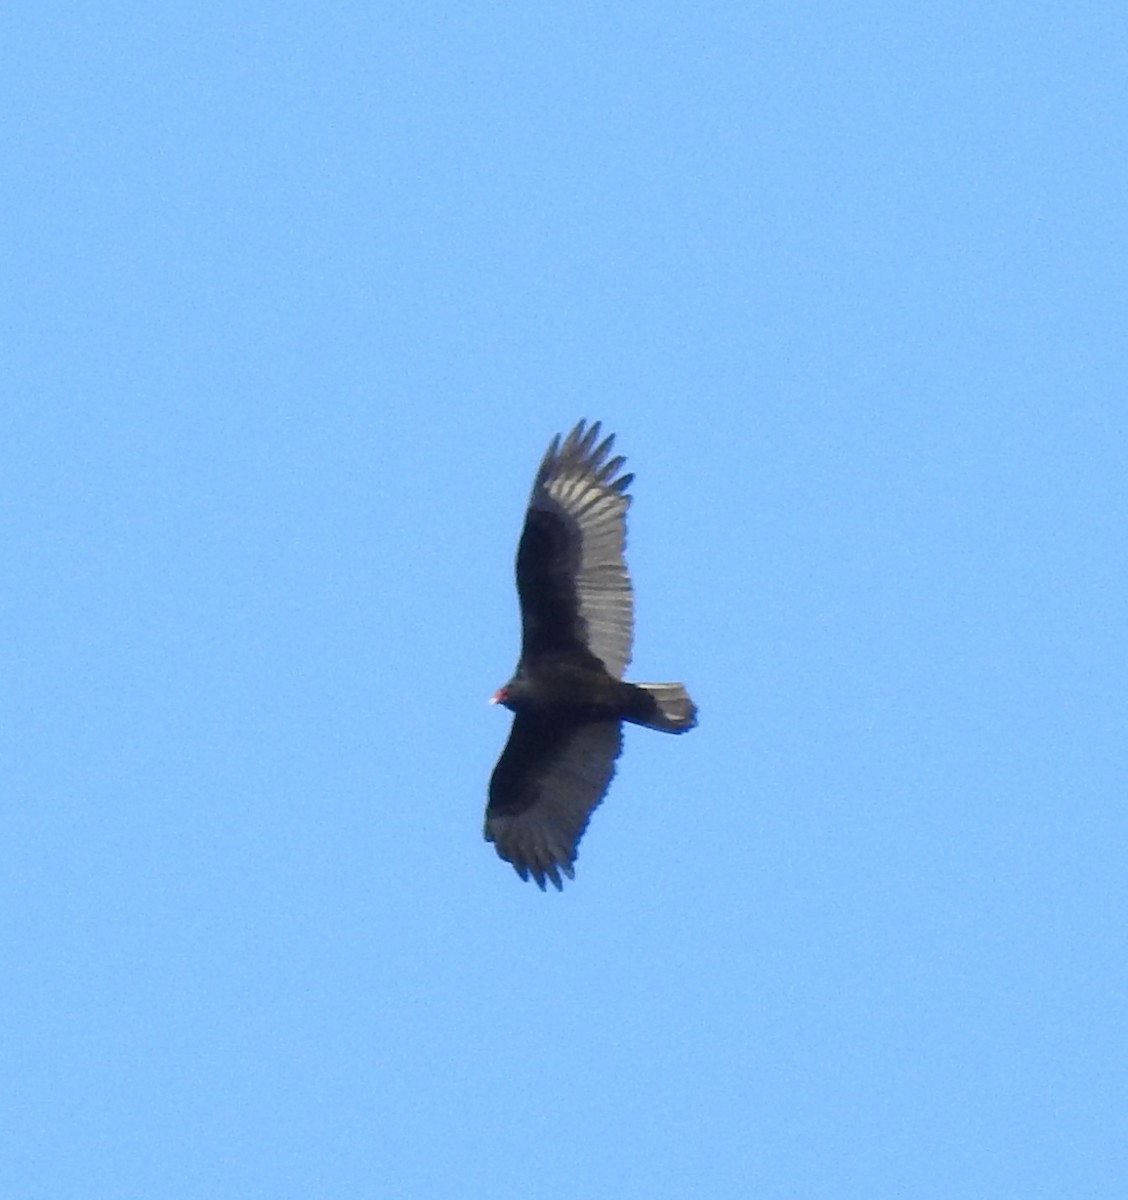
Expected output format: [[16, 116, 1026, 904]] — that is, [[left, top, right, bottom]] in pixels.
[[486, 420, 697, 890]]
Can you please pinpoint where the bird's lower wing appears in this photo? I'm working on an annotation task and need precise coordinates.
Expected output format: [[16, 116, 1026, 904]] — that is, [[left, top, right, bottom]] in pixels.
[[486, 716, 623, 890]]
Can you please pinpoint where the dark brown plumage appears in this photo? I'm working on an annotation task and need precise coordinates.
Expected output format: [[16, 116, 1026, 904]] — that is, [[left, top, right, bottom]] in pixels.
[[486, 420, 697, 889]]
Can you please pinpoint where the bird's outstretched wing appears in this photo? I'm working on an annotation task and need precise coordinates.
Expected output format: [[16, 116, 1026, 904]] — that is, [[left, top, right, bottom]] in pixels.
[[515, 420, 635, 679], [485, 715, 623, 890]]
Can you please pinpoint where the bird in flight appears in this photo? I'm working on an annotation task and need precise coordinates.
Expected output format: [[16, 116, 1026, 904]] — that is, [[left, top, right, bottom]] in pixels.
[[486, 420, 697, 889]]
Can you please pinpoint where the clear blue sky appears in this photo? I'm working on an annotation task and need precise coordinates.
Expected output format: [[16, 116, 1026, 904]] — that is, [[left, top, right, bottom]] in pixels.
[[3, 4, 1126, 1197]]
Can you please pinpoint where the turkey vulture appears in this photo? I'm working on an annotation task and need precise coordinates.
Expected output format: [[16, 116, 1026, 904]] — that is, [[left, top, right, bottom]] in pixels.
[[486, 420, 697, 889]]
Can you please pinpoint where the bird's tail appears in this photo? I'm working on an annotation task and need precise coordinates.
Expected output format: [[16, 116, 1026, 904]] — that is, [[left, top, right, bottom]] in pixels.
[[633, 682, 698, 733]]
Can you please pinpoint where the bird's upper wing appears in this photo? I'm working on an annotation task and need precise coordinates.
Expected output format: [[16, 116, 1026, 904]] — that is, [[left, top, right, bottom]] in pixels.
[[515, 420, 635, 679], [485, 714, 623, 890]]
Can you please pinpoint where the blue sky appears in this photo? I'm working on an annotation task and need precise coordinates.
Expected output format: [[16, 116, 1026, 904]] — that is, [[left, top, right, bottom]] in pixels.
[[3, 3, 1127, 1197]]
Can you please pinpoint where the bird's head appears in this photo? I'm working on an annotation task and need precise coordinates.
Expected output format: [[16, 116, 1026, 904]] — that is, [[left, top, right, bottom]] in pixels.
[[489, 685, 513, 709]]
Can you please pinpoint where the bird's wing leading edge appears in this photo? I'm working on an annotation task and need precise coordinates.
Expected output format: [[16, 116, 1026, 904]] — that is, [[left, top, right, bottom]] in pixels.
[[515, 420, 635, 679], [485, 715, 623, 890]]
